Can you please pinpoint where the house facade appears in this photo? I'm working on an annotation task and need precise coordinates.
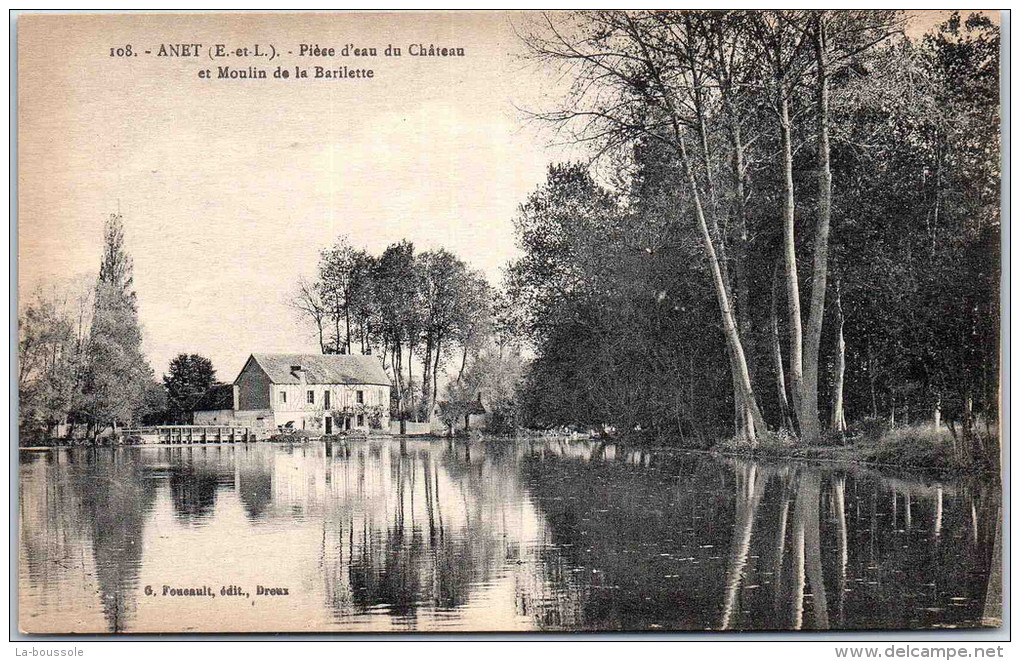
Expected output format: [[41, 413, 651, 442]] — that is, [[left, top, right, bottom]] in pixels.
[[226, 353, 392, 433]]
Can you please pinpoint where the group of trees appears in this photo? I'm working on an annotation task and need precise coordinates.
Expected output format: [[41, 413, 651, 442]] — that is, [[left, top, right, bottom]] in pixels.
[[18, 211, 246, 439], [508, 11, 999, 461], [19, 214, 159, 442], [291, 237, 514, 422]]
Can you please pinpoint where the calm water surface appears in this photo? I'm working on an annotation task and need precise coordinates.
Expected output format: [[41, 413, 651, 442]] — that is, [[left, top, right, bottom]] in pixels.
[[18, 439, 1000, 633]]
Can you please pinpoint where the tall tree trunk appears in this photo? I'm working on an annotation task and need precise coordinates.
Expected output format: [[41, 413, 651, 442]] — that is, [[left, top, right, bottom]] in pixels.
[[421, 334, 433, 417], [457, 344, 469, 383], [691, 64, 729, 292], [727, 105, 755, 438], [392, 339, 403, 419], [344, 307, 352, 354], [431, 336, 442, 422], [407, 342, 416, 421], [628, 21, 764, 441], [730, 365, 747, 438], [779, 89, 811, 441], [771, 263, 794, 430], [677, 133, 767, 442], [731, 118, 753, 368], [694, 62, 751, 440], [803, 15, 831, 446], [831, 279, 847, 435]]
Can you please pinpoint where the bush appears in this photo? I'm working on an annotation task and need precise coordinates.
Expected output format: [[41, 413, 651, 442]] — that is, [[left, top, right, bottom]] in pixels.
[[268, 429, 316, 442], [120, 434, 143, 446], [859, 424, 959, 469], [847, 416, 887, 444], [715, 427, 797, 456]]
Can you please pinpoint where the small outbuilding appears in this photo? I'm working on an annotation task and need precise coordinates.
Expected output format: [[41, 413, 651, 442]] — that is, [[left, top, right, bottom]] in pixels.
[[439, 391, 488, 433], [190, 383, 236, 425]]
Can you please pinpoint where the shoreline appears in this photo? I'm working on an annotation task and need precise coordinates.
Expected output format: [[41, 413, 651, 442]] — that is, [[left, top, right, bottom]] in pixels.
[[707, 442, 1000, 479], [20, 433, 999, 479]]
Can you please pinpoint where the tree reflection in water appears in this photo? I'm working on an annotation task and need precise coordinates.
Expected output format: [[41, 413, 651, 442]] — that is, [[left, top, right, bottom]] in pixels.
[[519, 441, 1000, 631], [317, 440, 529, 625], [66, 448, 157, 632], [18, 440, 1000, 633]]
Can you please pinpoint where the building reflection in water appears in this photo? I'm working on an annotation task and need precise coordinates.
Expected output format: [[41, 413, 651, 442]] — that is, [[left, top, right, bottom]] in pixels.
[[18, 439, 1000, 633]]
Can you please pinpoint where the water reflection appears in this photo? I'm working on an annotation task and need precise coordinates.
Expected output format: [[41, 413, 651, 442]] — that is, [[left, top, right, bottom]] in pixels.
[[18, 440, 1000, 633]]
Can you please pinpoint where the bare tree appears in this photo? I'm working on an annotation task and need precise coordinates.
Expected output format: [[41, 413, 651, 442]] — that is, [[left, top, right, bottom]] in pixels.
[[290, 276, 328, 353]]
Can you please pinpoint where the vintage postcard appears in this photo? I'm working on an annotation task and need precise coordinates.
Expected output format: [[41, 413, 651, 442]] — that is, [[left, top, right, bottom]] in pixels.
[[16, 11, 1002, 634]]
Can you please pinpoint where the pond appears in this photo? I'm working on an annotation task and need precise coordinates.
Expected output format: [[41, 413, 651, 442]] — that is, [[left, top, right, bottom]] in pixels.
[[17, 439, 1001, 633]]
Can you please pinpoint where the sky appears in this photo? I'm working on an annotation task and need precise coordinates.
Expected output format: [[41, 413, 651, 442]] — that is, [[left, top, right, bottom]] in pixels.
[[16, 11, 999, 381]]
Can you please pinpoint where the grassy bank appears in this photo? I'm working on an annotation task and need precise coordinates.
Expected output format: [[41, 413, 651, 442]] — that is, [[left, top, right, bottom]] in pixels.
[[713, 422, 999, 475]]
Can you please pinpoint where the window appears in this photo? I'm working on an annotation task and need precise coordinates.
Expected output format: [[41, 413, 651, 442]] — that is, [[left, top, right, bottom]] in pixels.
[[307, 390, 315, 404], [356, 390, 364, 404], [324, 390, 331, 409], [357, 414, 365, 427], [280, 390, 287, 404]]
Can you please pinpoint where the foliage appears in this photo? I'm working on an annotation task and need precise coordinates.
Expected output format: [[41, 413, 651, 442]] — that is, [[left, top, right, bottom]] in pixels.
[[442, 341, 525, 434], [162, 353, 216, 423], [136, 379, 168, 426], [18, 290, 79, 439], [507, 164, 730, 443], [77, 214, 154, 439]]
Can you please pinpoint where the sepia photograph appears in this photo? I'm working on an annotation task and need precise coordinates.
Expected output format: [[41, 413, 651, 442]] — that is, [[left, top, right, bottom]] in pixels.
[[14, 10, 1003, 635]]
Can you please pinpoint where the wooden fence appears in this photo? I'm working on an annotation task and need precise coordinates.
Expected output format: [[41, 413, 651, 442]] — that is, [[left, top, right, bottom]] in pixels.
[[128, 425, 256, 444]]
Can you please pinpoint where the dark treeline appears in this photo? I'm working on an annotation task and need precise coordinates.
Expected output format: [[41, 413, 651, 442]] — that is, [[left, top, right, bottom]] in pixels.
[[507, 11, 999, 464]]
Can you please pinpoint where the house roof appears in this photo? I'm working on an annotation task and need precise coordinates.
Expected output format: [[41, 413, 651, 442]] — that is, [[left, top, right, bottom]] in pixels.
[[190, 384, 234, 412], [242, 353, 391, 387]]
